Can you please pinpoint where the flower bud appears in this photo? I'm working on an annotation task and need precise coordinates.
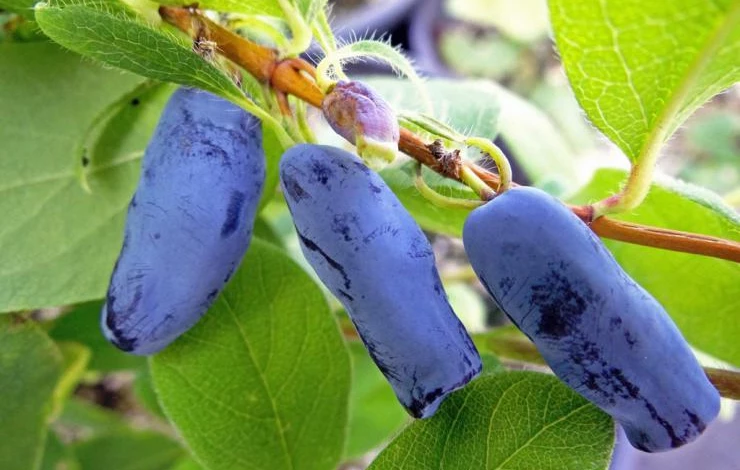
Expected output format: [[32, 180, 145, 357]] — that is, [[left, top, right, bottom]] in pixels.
[[322, 80, 400, 169]]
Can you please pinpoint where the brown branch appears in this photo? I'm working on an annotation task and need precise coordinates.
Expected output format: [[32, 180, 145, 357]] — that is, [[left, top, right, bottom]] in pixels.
[[589, 218, 740, 262], [159, 6, 740, 265], [705, 367, 740, 400]]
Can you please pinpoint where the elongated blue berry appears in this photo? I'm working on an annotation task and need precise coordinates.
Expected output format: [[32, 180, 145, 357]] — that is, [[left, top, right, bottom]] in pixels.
[[280, 144, 481, 418], [463, 186, 720, 452], [101, 87, 265, 355]]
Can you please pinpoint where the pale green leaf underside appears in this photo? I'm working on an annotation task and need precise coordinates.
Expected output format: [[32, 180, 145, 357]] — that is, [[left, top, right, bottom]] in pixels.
[[151, 240, 351, 470], [550, 0, 740, 161], [369, 372, 614, 470], [0, 42, 170, 312], [570, 168, 740, 366]]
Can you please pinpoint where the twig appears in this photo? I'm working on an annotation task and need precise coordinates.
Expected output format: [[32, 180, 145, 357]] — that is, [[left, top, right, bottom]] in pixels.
[[158, 6, 740, 265]]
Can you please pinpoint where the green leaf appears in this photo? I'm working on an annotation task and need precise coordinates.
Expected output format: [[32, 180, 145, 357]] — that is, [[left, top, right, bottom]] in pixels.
[[253, 217, 284, 248], [550, 0, 740, 162], [0, 317, 64, 470], [40, 431, 80, 470], [570, 168, 740, 366], [73, 431, 184, 470], [479, 353, 505, 375], [369, 372, 614, 470], [51, 342, 92, 419], [345, 342, 408, 460], [35, 1, 244, 102], [0, 42, 169, 313], [169, 457, 205, 470], [151, 240, 351, 470], [51, 302, 147, 371]]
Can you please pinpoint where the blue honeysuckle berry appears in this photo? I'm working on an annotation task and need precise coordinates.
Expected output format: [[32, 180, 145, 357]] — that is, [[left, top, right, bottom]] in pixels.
[[463, 186, 720, 453], [280, 143, 482, 418], [101, 87, 265, 355]]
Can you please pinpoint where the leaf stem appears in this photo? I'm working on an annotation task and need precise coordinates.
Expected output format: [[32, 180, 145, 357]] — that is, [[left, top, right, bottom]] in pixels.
[[276, 0, 313, 57], [158, 6, 740, 266], [465, 137, 512, 193], [591, 1, 740, 219], [459, 165, 496, 201], [414, 163, 485, 209]]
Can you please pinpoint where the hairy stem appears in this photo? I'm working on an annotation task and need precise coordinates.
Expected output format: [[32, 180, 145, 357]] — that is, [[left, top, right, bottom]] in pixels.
[[414, 163, 485, 209], [159, 6, 740, 265]]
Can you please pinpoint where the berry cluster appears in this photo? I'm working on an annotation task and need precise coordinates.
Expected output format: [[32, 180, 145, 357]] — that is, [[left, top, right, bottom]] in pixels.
[[103, 85, 719, 453]]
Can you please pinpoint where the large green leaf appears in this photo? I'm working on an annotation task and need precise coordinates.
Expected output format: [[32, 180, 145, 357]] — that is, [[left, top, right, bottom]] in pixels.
[[571, 168, 740, 366], [151, 240, 351, 470], [73, 431, 184, 470], [345, 342, 408, 460], [0, 42, 169, 313], [36, 1, 244, 102], [369, 372, 614, 470], [550, 0, 740, 162], [0, 317, 64, 470]]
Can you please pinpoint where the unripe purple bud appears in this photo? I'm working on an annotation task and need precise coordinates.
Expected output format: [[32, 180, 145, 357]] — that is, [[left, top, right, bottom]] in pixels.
[[322, 80, 400, 169]]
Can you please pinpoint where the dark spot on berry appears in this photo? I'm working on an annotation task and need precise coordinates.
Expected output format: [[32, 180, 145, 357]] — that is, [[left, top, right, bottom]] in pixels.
[[131, 97, 140, 106], [220, 190, 245, 238], [532, 268, 591, 338], [206, 289, 219, 301], [337, 289, 354, 301], [282, 174, 310, 202], [310, 161, 332, 185], [297, 230, 351, 290]]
